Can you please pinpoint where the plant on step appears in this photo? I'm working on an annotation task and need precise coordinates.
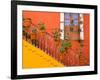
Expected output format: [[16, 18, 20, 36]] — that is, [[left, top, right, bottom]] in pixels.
[[32, 28, 37, 33], [52, 28, 61, 41], [30, 28, 37, 39], [38, 22, 46, 33], [61, 40, 72, 53], [59, 40, 72, 61], [59, 46, 65, 53], [30, 28, 38, 46], [59, 46, 66, 62], [52, 28, 61, 46]]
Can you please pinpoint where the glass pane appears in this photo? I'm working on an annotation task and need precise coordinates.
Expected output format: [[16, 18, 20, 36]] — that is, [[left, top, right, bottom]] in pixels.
[[64, 20, 70, 26], [73, 20, 78, 26], [65, 20, 70, 22], [71, 13, 78, 19], [64, 13, 79, 26], [64, 13, 70, 19]]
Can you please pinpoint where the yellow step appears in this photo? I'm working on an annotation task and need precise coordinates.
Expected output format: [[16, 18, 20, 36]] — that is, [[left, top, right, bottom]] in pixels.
[[22, 40, 64, 68]]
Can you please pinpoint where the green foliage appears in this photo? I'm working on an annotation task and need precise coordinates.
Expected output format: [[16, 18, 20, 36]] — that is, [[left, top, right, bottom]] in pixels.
[[59, 46, 65, 53], [62, 41, 72, 48], [38, 22, 46, 32], [32, 28, 37, 33], [52, 29, 60, 41], [59, 40, 72, 54]]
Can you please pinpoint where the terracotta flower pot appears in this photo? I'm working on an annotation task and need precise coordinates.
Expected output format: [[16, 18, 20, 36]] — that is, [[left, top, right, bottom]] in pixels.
[[55, 40, 60, 46], [65, 48, 68, 53], [30, 33, 36, 40], [59, 53, 65, 62]]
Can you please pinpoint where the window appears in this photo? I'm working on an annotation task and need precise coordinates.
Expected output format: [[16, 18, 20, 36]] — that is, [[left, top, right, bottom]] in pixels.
[[60, 13, 84, 40], [64, 13, 79, 26]]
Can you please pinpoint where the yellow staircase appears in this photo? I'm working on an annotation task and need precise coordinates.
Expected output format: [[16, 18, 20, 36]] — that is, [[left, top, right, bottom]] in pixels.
[[22, 40, 64, 68]]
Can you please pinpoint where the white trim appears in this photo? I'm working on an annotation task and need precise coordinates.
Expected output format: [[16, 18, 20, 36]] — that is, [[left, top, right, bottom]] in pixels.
[[60, 13, 64, 40], [80, 14, 84, 40]]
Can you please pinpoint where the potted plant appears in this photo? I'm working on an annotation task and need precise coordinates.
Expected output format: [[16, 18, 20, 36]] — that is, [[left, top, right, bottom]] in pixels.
[[31, 28, 37, 39], [30, 28, 37, 46], [59, 40, 72, 62], [38, 22, 46, 35], [52, 29, 61, 46], [62, 41, 72, 53], [59, 46, 66, 62]]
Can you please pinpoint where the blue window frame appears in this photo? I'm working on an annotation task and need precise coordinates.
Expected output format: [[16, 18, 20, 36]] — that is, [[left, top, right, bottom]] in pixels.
[[64, 13, 79, 26]]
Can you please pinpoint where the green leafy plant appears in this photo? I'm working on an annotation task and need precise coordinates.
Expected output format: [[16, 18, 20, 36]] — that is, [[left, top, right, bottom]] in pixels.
[[52, 29, 61, 41], [38, 22, 46, 32], [32, 28, 37, 33], [59, 46, 65, 53], [59, 40, 72, 54], [62, 41, 72, 49]]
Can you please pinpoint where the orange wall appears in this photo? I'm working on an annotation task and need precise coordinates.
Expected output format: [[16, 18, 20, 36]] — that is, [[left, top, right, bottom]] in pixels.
[[83, 14, 90, 64], [23, 11, 60, 34], [23, 11, 90, 65]]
